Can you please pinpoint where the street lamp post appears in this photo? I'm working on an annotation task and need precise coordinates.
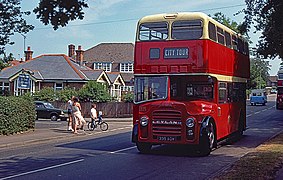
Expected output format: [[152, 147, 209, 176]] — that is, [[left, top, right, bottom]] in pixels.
[[20, 34, 26, 56]]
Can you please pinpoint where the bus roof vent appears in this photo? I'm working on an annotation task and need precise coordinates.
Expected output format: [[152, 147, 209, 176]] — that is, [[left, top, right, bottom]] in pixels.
[[164, 13, 178, 19]]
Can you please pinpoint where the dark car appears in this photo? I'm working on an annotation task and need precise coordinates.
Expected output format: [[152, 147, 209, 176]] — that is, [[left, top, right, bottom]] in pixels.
[[35, 101, 66, 121]]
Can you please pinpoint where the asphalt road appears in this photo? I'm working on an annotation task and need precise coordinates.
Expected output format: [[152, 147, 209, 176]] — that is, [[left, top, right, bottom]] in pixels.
[[0, 95, 283, 180]]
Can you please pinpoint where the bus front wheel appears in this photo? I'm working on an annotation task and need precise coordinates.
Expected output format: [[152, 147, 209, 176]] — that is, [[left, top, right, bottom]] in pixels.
[[198, 121, 216, 156], [136, 142, 152, 154]]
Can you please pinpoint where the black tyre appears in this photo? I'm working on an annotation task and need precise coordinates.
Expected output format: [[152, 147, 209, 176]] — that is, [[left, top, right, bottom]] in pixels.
[[136, 142, 152, 154], [88, 122, 95, 131], [198, 121, 216, 156], [100, 122, 108, 131], [50, 114, 58, 121]]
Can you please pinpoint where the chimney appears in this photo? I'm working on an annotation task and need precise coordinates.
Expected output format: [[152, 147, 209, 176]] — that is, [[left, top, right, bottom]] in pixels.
[[76, 45, 84, 65], [68, 44, 75, 57], [24, 46, 33, 61]]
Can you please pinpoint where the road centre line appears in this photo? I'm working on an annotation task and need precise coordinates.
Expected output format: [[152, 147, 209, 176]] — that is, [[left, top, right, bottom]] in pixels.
[[109, 146, 136, 154], [0, 159, 84, 180]]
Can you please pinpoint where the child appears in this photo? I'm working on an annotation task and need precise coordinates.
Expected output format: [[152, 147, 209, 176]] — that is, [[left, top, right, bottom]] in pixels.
[[90, 104, 97, 127]]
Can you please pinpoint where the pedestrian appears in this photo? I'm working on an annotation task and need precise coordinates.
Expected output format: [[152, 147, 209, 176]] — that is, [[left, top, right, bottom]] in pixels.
[[72, 97, 86, 133], [90, 104, 97, 127], [67, 96, 74, 131]]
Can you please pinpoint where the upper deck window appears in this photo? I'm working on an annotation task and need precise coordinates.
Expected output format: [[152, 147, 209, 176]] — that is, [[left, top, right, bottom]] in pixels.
[[217, 27, 225, 45], [208, 22, 217, 41], [139, 22, 168, 41], [172, 20, 203, 40], [225, 31, 232, 47]]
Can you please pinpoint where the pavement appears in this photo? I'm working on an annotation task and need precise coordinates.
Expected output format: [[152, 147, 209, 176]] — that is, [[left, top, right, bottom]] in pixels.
[[0, 117, 132, 149]]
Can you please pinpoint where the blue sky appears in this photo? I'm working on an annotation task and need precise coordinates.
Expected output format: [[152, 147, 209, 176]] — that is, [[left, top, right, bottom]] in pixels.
[[5, 0, 281, 75]]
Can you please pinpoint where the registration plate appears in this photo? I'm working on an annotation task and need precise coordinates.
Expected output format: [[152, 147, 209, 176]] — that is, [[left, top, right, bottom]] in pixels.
[[158, 136, 177, 141]]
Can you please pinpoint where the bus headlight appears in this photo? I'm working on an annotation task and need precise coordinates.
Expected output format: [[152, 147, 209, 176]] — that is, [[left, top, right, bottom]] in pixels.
[[186, 118, 195, 128], [140, 116, 149, 127]]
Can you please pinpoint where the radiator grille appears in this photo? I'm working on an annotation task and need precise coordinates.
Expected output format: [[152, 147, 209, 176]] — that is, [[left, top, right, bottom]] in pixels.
[[152, 110, 182, 137]]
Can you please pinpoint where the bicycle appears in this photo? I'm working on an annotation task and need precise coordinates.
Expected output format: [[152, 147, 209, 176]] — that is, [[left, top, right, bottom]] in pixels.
[[88, 111, 109, 131]]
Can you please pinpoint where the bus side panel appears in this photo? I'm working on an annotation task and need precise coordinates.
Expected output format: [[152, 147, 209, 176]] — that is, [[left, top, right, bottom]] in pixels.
[[206, 40, 249, 79]]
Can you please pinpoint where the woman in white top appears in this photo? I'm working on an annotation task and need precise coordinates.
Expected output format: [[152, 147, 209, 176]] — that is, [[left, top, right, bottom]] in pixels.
[[72, 97, 86, 134]]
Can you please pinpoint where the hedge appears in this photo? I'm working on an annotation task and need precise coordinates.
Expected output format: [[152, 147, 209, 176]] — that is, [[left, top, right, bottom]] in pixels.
[[0, 96, 36, 135]]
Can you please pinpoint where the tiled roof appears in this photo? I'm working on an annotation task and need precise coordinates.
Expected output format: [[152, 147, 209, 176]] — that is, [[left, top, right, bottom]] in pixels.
[[0, 54, 93, 81], [81, 69, 104, 80], [106, 72, 120, 83], [120, 73, 134, 83], [83, 43, 134, 63]]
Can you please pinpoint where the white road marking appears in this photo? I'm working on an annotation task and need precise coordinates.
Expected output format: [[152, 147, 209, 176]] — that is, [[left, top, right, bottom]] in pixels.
[[0, 159, 84, 180], [109, 146, 136, 154]]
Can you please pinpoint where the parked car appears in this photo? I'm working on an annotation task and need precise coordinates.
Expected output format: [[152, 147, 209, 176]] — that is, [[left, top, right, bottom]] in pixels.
[[250, 89, 267, 106], [35, 101, 66, 121]]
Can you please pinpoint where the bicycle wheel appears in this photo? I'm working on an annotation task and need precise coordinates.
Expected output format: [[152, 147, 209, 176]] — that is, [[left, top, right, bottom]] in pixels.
[[100, 122, 108, 131], [88, 122, 95, 131]]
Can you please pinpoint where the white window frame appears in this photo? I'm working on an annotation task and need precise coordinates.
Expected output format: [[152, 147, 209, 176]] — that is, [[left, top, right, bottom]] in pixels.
[[55, 82, 63, 91], [120, 85, 134, 92], [120, 63, 133, 73], [0, 82, 10, 93], [94, 62, 112, 72]]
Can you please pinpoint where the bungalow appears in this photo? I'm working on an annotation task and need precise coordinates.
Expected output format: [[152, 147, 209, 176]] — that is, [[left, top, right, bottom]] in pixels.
[[0, 47, 125, 100]]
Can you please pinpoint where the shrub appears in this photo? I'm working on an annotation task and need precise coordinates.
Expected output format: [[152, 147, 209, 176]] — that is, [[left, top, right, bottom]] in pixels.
[[56, 87, 78, 102], [122, 92, 134, 102], [0, 96, 36, 135], [78, 81, 111, 102], [33, 87, 56, 102]]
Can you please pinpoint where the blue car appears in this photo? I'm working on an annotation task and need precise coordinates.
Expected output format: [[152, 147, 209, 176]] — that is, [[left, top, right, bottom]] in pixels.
[[250, 89, 267, 106]]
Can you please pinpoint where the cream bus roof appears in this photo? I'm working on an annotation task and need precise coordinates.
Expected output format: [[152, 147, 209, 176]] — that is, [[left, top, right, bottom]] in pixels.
[[138, 12, 244, 39]]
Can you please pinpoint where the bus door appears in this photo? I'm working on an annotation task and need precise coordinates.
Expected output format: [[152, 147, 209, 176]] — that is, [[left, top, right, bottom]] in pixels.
[[217, 82, 230, 138]]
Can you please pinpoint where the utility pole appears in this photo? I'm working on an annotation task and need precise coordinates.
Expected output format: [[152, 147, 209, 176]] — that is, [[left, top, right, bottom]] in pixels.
[[20, 34, 26, 57]]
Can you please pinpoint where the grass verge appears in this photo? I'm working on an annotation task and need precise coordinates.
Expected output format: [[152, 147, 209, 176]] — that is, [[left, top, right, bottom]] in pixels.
[[213, 132, 283, 179]]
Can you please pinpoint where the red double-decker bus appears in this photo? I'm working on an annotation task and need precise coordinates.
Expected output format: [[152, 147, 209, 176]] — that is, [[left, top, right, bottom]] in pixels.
[[131, 12, 250, 155], [276, 69, 283, 109]]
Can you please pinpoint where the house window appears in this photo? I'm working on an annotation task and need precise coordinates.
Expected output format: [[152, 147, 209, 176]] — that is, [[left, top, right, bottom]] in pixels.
[[0, 82, 10, 95], [94, 62, 111, 72], [55, 83, 63, 91], [121, 86, 134, 91], [120, 63, 133, 73]]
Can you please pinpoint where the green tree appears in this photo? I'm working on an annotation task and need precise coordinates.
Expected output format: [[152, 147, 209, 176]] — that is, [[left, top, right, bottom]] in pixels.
[[0, 53, 14, 71], [250, 58, 270, 89], [210, 12, 241, 33], [242, 0, 283, 59], [78, 81, 111, 102], [0, 0, 88, 55], [0, 0, 34, 55], [34, 0, 88, 30]]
